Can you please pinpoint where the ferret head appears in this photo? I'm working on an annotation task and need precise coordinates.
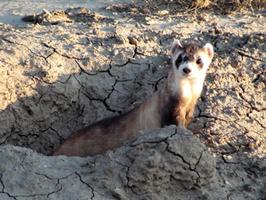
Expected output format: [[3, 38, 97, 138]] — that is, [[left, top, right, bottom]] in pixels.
[[170, 40, 214, 80]]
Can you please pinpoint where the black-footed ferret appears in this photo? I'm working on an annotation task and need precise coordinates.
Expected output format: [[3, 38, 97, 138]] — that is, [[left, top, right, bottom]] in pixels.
[[53, 40, 214, 157]]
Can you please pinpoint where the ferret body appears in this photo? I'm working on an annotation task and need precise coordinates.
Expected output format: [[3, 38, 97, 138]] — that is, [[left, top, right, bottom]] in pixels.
[[53, 40, 214, 157]]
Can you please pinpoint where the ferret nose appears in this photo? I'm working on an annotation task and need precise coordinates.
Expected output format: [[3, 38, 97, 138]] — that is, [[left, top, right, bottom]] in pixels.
[[183, 68, 191, 74]]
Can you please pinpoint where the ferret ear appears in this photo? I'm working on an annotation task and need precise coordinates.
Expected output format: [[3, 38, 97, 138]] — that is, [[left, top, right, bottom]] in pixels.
[[203, 43, 214, 59], [171, 40, 182, 55]]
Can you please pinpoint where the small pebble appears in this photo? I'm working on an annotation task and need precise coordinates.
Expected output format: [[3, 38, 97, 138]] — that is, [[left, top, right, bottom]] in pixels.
[[128, 36, 138, 46], [113, 49, 119, 56], [157, 10, 169, 16]]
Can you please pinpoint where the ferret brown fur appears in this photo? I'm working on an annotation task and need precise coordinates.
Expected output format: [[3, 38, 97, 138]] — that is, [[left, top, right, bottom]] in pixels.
[[53, 40, 214, 157]]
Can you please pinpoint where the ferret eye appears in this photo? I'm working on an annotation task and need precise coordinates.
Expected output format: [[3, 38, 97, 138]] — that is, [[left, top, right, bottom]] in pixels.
[[175, 55, 182, 67], [196, 58, 202, 65]]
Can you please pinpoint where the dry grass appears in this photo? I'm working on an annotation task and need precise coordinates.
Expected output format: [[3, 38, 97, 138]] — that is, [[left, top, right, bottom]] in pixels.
[[202, 0, 265, 10], [181, 0, 266, 9], [144, 0, 265, 12]]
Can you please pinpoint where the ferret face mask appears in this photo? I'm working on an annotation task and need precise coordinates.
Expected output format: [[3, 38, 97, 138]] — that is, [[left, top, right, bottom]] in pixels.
[[171, 40, 214, 80]]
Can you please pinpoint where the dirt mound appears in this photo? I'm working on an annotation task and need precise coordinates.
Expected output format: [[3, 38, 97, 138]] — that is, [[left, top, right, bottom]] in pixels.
[[0, 126, 225, 199]]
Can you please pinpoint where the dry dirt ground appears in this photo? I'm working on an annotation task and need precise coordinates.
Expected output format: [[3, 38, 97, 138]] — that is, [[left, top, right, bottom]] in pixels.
[[0, 2, 265, 200]]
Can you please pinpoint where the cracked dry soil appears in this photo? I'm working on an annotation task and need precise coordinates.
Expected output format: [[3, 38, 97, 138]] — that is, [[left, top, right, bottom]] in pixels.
[[0, 3, 265, 200]]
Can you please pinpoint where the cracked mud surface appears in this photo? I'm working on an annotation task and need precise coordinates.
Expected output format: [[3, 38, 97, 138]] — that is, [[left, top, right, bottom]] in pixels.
[[0, 3, 265, 200], [0, 126, 224, 200]]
